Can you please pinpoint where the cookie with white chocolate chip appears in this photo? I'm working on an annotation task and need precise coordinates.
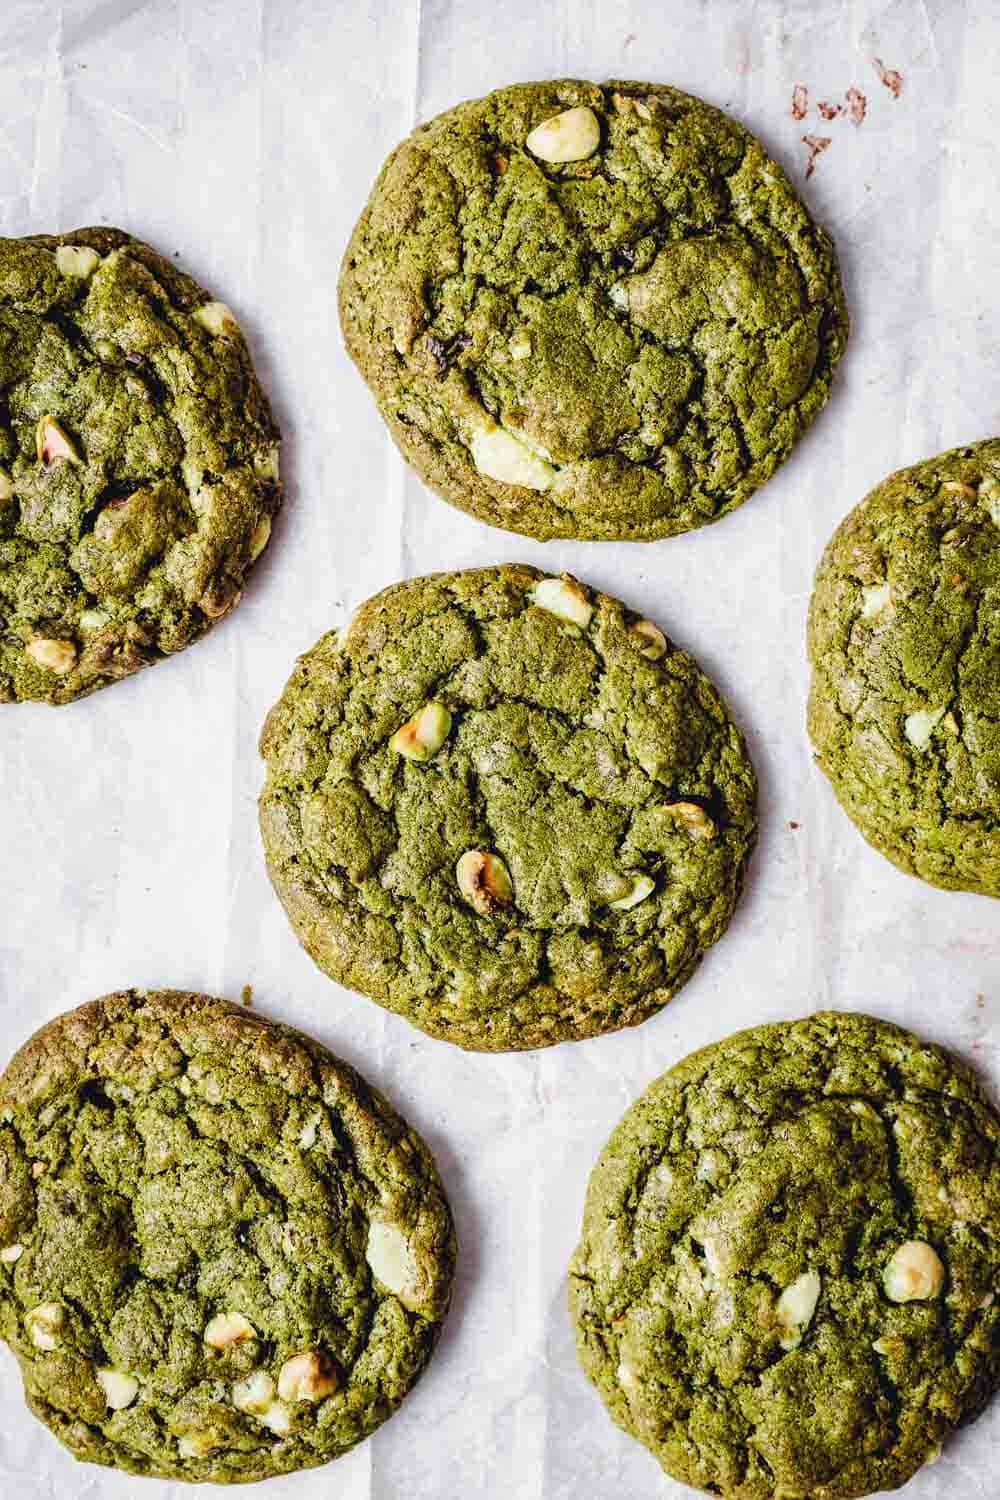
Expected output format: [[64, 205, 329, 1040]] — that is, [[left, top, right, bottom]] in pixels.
[[339, 80, 848, 541], [258, 564, 757, 1050], [0, 229, 281, 704], [0, 989, 455, 1481], [808, 439, 1000, 896], [570, 1011, 1000, 1499]]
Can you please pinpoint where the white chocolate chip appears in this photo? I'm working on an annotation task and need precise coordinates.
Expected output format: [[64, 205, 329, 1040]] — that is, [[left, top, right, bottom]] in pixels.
[[469, 422, 555, 491], [25, 637, 77, 675], [277, 1350, 339, 1403], [194, 301, 238, 336], [904, 707, 946, 750], [249, 514, 272, 561], [0, 1244, 23, 1264], [36, 415, 81, 466], [616, 1360, 639, 1392], [776, 1271, 821, 1349], [980, 476, 1000, 525], [509, 331, 532, 360], [78, 608, 110, 634], [26, 1302, 65, 1350], [526, 105, 601, 164], [55, 244, 100, 278], [390, 701, 453, 762], [204, 1311, 257, 1348], [258, 1400, 291, 1436], [883, 1241, 945, 1303], [298, 1114, 319, 1149], [456, 850, 514, 916], [663, 802, 716, 840], [607, 874, 655, 911], [254, 444, 281, 482], [530, 576, 593, 629], [861, 582, 891, 619], [96, 1368, 139, 1410], [629, 619, 667, 660], [178, 1432, 221, 1459], [232, 1370, 276, 1415], [366, 1221, 426, 1312], [0, 470, 14, 503]]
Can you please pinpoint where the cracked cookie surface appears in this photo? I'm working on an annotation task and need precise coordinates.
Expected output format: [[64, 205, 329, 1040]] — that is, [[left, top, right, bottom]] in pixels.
[[339, 79, 848, 542], [0, 229, 280, 704], [569, 1011, 1000, 1499], [0, 990, 455, 1482], [258, 565, 757, 1051], [808, 440, 1000, 896]]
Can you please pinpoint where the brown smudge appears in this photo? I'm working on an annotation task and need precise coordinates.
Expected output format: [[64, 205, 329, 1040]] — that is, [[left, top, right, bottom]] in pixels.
[[846, 86, 867, 123], [791, 83, 809, 120], [873, 57, 903, 97], [802, 134, 832, 178]]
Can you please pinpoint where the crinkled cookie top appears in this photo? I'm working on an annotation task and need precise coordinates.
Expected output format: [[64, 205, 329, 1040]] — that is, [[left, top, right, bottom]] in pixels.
[[808, 439, 1000, 896], [0, 229, 280, 704], [0, 990, 455, 1483], [339, 79, 848, 542], [570, 1011, 1000, 1500], [258, 565, 757, 1051]]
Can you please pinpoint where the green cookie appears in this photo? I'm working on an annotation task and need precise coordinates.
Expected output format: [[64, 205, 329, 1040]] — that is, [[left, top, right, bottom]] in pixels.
[[0, 229, 280, 704], [570, 1011, 1000, 1499], [0, 990, 455, 1482], [808, 439, 1000, 895], [340, 79, 848, 541], [259, 565, 757, 1051]]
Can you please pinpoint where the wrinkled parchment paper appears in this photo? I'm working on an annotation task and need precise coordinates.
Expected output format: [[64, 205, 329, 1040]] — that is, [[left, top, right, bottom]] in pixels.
[[2, 2, 999, 1495]]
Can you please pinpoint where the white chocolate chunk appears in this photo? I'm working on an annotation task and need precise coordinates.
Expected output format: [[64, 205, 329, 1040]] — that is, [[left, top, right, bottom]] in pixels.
[[55, 244, 100, 278], [204, 1311, 257, 1348], [531, 576, 593, 628], [630, 619, 667, 659], [179, 1432, 221, 1458], [0, 469, 14, 502], [883, 1241, 945, 1302], [390, 701, 452, 761], [608, 874, 655, 910], [277, 1350, 339, 1403], [456, 850, 514, 915], [366, 1220, 426, 1312], [194, 301, 238, 336], [904, 707, 946, 750], [26, 1302, 65, 1350], [249, 514, 272, 561], [96, 1368, 139, 1410], [26, 638, 77, 675], [232, 1370, 276, 1414], [0, 1244, 24, 1263], [470, 422, 555, 491], [36, 415, 81, 466], [509, 330, 532, 360], [526, 106, 601, 164], [776, 1271, 821, 1349], [259, 1399, 291, 1435], [254, 444, 281, 482], [861, 582, 891, 619]]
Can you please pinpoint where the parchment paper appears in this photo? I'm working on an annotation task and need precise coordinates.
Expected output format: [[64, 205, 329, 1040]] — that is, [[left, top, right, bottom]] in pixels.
[[1, 2, 998, 1496]]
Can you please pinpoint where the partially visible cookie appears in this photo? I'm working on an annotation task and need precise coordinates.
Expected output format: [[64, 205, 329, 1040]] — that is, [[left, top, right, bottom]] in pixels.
[[259, 564, 757, 1051], [570, 1011, 1000, 1499], [339, 79, 848, 541], [0, 990, 455, 1482], [808, 440, 1000, 895], [0, 229, 281, 704]]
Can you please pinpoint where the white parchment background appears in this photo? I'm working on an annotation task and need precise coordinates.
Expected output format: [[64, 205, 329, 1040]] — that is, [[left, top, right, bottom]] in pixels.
[[1, 1, 999, 1496]]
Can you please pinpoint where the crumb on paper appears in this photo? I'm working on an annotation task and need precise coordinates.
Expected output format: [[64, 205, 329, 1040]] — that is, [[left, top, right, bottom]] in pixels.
[[818, 100, 843, 121], [240, 984, 254, 1008], [789, 821, 801, 830], [802, 134, 832, 178], [791, 84, 809, 119], [846, 87, 867, 124], [873, 57, 903, 97]]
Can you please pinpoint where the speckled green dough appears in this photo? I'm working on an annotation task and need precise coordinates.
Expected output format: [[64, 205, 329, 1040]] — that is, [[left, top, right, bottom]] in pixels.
[[570, 1012, 1000, 1499], [0, 229, 281, 704], [258, 565, 757, 1051], [0, 991, 455, 1482], [339, 79, 848, 542], [808, 440, 1000, 896]]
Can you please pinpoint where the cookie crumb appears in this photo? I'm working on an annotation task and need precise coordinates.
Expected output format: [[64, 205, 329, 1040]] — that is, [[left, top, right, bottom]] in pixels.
[[791, 84, 809, 120], [846, 87, 867, 123], [802, 134, 832, 178], [873, 58, 903, 97], [240, 985, 254, 1008]]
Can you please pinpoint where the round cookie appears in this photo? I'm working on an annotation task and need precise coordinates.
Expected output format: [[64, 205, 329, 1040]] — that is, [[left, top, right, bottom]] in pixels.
[[339, 79, 848, 542], [570, 1011, 1000, 1499], [0, 228, 281, 704], [808, 440, 1000, 896], [0, 990, 455, 1482], [259, 564, 757, 1051]]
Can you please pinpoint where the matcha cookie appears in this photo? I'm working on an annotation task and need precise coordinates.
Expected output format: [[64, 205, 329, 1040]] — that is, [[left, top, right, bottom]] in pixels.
[[339, 79, 847, 542], [0, 990, 455, 1482], [808, 440, 1000, 895], [259, 564, 757, 1051], [570, 1011, 1000, 1499], [0, 229, 281, 704]]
